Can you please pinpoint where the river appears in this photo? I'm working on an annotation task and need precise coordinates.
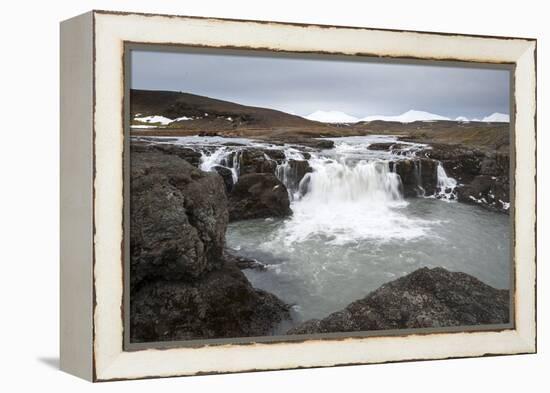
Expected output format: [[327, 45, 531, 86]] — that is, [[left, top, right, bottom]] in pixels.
[[133, 135, 511, 328]]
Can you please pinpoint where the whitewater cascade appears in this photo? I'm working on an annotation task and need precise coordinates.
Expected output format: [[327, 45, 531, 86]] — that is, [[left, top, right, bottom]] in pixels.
[[300, 158, 402, 205], [279, 162, 434, 245], [135, 135, 458, 243], [137, 135, 458, 204], [435, 162, 458, 201], [199, 148, 242, 183]]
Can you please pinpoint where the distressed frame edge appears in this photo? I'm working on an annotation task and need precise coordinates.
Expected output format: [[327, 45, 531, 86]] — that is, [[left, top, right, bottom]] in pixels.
[[90, 11, 537, 382], [92, 8, 538, 42], [59, 11, 95, 381]]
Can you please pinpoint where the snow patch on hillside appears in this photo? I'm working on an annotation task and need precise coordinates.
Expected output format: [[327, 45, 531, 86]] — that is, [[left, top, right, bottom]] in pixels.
[[305, 110, 359, 123], [134, 115, 174, 125], [482, 113, 510, 122]]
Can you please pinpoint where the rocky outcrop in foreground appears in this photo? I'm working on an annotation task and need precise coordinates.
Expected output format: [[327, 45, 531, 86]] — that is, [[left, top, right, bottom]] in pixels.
[[288, 267, 509, 335], [130, 145, 289, 342]]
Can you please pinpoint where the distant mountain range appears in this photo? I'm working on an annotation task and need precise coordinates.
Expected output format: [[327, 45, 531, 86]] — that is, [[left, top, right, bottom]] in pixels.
[[305, 109, 510, 124]]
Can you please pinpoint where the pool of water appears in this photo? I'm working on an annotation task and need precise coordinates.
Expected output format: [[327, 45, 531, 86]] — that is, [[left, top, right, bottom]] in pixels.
[[227, 198, 510, 325]]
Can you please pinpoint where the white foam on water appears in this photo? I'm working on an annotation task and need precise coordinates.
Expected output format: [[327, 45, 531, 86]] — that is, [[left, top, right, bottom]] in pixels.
[[272, 157, 436, 246], [435, 163, 458, 201]]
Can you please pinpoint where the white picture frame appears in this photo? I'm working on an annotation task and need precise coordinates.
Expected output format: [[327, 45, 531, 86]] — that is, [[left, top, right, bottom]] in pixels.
[[60, 10, 536, 382]]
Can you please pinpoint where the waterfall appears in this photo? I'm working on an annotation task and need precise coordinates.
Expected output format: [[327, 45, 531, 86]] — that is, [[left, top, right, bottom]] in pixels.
[[276, 157, 430, 245], [302, 158, 403, 205], [435, 163, 457, 201], [135, 135, 437, 245], [415, 160, 426, 197], [200, 148, 242, 183], [274, 149, 309, 201]]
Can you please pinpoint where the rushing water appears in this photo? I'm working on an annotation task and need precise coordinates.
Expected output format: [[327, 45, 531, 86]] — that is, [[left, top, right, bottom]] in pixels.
[[134, 135, 510, 328]]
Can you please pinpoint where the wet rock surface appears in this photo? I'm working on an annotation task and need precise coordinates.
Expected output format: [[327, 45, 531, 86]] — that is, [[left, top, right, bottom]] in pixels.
[[276, 159, 312, 195], [130, 147, 228, 285], [212, 165, 235, 193], [132, 141, 202, 167], [391, 158, 438, 198], [229, 173, 292, 221], [419, 144, 510, 212], [288, 267, 510, 335], [130, 146, 289, 342], [224, 250, 268, 271], [236, 149, 278, 175], [368, 142, 409, 151]]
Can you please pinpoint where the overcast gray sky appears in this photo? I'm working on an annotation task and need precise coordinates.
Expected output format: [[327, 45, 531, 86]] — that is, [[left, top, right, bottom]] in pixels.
[[131, 49, 510, 119]]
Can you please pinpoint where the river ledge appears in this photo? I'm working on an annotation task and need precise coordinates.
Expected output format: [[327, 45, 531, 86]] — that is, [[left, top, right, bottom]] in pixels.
[[130, 137, 510, 341]]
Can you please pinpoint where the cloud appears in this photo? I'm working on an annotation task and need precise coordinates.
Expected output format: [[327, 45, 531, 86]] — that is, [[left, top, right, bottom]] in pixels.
[[131, 49, 510, 119]]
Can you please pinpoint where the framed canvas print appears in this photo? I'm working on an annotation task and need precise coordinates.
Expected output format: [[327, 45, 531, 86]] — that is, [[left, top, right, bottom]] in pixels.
[[60, 10, 537, 382]]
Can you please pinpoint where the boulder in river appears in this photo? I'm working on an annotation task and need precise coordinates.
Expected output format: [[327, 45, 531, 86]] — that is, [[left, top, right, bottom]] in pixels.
[[229, 173, 292, 221], [237, 149, 277, 175], [288, 267, 510, 335]]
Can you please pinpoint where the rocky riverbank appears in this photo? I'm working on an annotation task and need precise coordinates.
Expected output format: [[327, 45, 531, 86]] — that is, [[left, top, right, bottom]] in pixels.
[[129, 144, 290, 342], [372, 140, 510, 212], [288, 267, 510, 334], [419, 143, 510, 212]]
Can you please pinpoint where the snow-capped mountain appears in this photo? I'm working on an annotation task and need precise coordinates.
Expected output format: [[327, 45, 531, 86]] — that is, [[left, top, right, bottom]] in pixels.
[[302, 108, 510, 124], [481, 113, 510, 122], [305, 110, 359, 123], [360, 110, 451, 123]]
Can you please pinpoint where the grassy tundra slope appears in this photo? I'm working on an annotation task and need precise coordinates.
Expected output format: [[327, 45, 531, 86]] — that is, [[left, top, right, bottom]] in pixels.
[[130, 89, 334, 136], [130, 89, 509, 151]]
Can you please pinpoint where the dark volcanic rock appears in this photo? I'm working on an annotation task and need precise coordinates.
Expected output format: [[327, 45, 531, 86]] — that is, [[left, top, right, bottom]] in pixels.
[[418, 158, 439, 195], [277, 159, 312, 194], [457, 175, 510, 212], [212, 165, 235, 193], [288, 267, 509, 335], [312, 139, 336, 149], [275, 137, 334, 150], [198, 131, 220, 137], [130, 148, 228, 285], [224, 250, 268, 271], [392, 160, 420, 198], [421, 144, 510, 212], [264, 149, 286, 161], [229, 173, 292, 221], [131, 261, 289, 342], [130, 147, 290, 342], [131, 141, 202, 167], [237, 149, 277, 175], [368, 142, 409, 151], [421, 144, 485, 184], [392, 159, 438, 197]]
